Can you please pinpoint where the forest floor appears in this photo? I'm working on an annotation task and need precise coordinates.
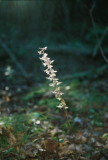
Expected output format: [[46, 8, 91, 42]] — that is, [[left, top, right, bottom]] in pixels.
[[0, 74, 108, 160]]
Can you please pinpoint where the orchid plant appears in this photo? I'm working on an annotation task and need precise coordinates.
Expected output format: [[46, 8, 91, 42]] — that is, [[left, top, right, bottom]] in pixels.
[[38, 47, 68, 109]]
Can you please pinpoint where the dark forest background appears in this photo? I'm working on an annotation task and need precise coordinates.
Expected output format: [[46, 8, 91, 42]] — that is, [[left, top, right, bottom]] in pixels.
[[0, 0, 108, 85], [0, 1, 108, 160]]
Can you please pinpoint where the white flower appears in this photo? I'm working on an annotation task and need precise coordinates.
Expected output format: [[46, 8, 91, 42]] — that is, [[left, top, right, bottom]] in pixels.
[[65, 86, 71, 90], [53, 70, 57, 73], [50, 70, 57, 74], [38, 47, 68, 109], [56, 82, 62, 85], [42, 63, 47, 67], [57, 105, 63, 109], [43, 53, 48, 57], [47, 64, 53, 69], [39, 46, 47, 50], [49, 83, 55, 87], [44, 69, 50, 74], [50, 60, 54, 64], [36, 120, 41, 124], [57, 97, 61, 101], [38, 51, 42, 55], [44, 46, 47, 50], [65, 106, 68, 109], [40, 56, 47, 61], [54, 78, 59, 81], [46, 77, 53, 81], [0, 122, 4, 125]]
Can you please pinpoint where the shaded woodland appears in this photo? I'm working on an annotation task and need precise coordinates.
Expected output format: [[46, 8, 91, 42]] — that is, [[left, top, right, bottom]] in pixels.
[[0, 1, 108, 160]]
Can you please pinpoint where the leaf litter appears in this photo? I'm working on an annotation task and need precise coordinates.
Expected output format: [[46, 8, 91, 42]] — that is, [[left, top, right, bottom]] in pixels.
[[0, 80, 108, 160]]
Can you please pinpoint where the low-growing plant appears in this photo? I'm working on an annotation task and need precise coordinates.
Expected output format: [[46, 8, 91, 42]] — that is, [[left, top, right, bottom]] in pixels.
[[38, 47, 68, 110]]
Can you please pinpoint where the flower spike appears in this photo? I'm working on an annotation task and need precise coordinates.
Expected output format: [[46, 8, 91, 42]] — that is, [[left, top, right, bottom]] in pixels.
[[38, 47, 68, 109]]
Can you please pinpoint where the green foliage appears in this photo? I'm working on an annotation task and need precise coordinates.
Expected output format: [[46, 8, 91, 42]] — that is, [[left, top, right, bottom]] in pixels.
[[0, 134, 8, 149], [22, 76, 108, 114], [0, 1, 108, 159], [64, 79, 108, 112], [22, 83, 50, 101], [38, 98, 59, 109], [102, 133, 108, 140]]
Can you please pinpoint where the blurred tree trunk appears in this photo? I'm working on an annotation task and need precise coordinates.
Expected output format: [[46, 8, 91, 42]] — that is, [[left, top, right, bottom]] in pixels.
[[45, 0, 56, 37], [62, 0, 71, 38]]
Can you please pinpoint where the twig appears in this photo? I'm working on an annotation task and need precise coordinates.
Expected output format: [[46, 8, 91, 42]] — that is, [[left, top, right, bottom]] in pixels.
[[93, 27, 108, 57], [88, 3, 108, 63], [0, 39, 29, 78], [89, 1, 96, 13]]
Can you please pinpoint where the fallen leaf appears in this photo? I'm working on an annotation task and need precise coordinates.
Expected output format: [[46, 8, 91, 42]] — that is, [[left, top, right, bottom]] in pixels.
[[104, 144, 108, 149], [68, 144, 76, 150], [43, 139, 59, 153], [50, 127, 62, 136], [8, 132, 16, 145]]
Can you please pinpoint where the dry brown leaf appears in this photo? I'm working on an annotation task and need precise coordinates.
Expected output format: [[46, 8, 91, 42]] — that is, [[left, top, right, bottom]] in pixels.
[[76, 131, 83, 138], [89, 137, 96, 144], [95, 141, 103, 148], [50, 127, 62, 136], [75, 144, 84, 153], [91, 151, 100, 159], [43, 139, 59, 152], [75, 131, 87, 144], [68, 144, 76, 150], [5, 95, 11, 102], [0, 125, 16, 145], [8, 132, 16, 145], [0, 125, 4, 134], [79, 157, 87, 160], [104, 144, 108, 149], [17, 132, 24, 141]]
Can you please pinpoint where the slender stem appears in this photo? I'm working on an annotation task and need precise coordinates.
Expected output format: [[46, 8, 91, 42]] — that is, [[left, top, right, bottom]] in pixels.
[[64, 108, 71, 132]]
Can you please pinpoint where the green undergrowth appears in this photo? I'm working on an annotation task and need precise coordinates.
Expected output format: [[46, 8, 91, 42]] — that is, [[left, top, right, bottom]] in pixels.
[[0, 112, 50, 160], [0, 78, 107, 159], [23, 78, 108, 113]]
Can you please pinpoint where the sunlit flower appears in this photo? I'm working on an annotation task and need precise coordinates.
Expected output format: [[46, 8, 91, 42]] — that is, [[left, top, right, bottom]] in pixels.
[[65, 86, 71, 90], [49, 83, 55, 87], [36, 120, 41, 124], [38, 47, 68, 109], [5, 66, 13, 76], [57, 105, 63, 109]]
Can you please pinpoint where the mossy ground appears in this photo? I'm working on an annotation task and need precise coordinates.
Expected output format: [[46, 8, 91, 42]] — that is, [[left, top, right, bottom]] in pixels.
[[0, 78, 108, 159]]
